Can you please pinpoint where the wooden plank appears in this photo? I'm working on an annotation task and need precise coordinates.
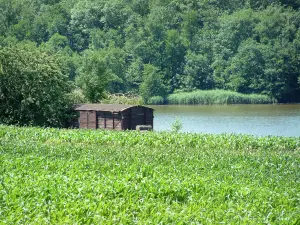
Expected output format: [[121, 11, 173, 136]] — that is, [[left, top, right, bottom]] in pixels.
[[144, 107, 147, 127], [106, 119, 113, 128], [115, 124, 121, 128], [129, 108, 132, 129], [80, 111, 88, 129], [88, 111, 96, 129], [112, 112, 115, 129]]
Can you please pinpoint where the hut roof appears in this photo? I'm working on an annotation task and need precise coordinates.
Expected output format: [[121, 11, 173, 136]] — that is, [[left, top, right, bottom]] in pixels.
[[74, 104, 153, 112]]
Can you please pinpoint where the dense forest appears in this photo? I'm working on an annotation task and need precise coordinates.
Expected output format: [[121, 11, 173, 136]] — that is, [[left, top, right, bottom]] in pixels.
[[1, 0, 300, 125]]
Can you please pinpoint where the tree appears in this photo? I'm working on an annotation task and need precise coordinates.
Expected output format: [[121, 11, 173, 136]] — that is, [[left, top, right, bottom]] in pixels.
[[181, 10, 202, 48], [139, 64, 167, 103], [75, 50, 112, 103], [69, 0, 104, 51], [101, 46, 128, 93], [41, 33, 81, 82], [0, 0, 19, 36], [294, 30, 300, 95], [180, 50, 213, 91], [223, 39, 265, 93], [100, 0, 131, 30], [1, 0, 300, 104], [126, 58, 144, 92], [90, 28, 124, 49], [0, 45, 73, 127], [163, 29, 186, 91], [44, 33, 69, 52], [131, 0, 150, 16]]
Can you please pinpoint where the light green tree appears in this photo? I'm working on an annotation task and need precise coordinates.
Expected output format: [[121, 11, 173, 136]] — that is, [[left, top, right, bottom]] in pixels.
[[75, 50, 112, 103]]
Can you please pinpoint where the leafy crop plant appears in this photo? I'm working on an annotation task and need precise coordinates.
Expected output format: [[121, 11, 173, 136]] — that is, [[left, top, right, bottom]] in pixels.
[[0, 125, 299, 224]]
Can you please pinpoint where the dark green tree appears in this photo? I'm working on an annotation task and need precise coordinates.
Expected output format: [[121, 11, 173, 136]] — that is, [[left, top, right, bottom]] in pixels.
[[224, 39, 265, 93], [0, 45, 73, 127], [0, 0, 19, 36], [181, 50, 213, 91], [1, 0, 300, 104], [139, 64, 167, 103]]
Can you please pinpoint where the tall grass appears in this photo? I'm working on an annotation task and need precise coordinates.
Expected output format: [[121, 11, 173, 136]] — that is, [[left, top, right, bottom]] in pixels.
[[101, 93, 144, 105], [167, 90, 276, 105], [147, 96, 165, 105], [0, 125, 299, 224]]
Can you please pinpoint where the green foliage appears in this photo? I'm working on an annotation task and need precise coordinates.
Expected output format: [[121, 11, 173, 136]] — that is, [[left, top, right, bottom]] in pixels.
[[131, 0, 150, 16], [75, 50, 111, 103], [211, 6, 300, 101], [101, 93, 144, 105], [163, 29, 186, 91], [139, 64, 167, 104], [224, 39, 265, 93], [1, 0, 300, 103], [67, 88, 88, 104], [167, 90, 275, 105], [44, 33, 69, 52], [98, 46, 128, 93], [101, 0, 131, 30], [0, 125, 299, 224], [125, 58, 144, 92], [180, 50, 214, 91], [147, 96, 165, 105], [171, 117, 182, 133], [0, 45, 73, 127], [0, 0, 19, 36]]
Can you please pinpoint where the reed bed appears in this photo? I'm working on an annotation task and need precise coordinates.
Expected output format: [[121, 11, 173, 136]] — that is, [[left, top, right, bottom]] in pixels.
[[101, 93, 144, 105], [147, 96, 165, 105], [166, 90, 275, 105], [0, 125, 299, 224]]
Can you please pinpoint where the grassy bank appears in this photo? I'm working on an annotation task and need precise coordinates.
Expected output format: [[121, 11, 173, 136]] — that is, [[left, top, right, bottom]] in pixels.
[[79, 90, 275, 106], [101, 93, 144, 105], [164, 90, 275, 105], [0, 126, 299, 224]]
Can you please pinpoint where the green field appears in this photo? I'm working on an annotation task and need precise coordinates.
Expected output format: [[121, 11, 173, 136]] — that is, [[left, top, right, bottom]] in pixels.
[[0, 126, 299, 224]]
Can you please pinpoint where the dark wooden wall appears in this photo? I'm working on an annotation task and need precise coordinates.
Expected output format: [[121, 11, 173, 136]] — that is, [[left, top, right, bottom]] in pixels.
[[79, 111, 96, 129], [78, 106, 153, 130], [96, 111, 122, 130], [122, 106, 153, 130]]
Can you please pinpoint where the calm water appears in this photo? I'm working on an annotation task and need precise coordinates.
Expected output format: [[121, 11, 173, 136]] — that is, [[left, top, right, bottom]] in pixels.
[[152, 105, 300, 137]]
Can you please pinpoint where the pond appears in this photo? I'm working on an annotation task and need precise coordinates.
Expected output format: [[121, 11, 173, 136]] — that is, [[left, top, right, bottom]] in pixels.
[[151, 104, 300, 137]]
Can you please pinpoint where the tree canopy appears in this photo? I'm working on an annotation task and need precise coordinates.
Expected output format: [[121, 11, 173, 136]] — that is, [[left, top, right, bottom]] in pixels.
[[0, 45, 72, 127], [0, 0, 299, 108]]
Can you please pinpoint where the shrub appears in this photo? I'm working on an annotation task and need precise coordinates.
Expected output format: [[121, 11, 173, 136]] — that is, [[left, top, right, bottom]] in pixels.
[[0, 45, 73, 127], [171, 118, 182, 132]]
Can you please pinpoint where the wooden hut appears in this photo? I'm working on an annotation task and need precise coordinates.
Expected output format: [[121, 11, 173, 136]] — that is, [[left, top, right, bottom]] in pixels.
[[74, 104, 154, 130]]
